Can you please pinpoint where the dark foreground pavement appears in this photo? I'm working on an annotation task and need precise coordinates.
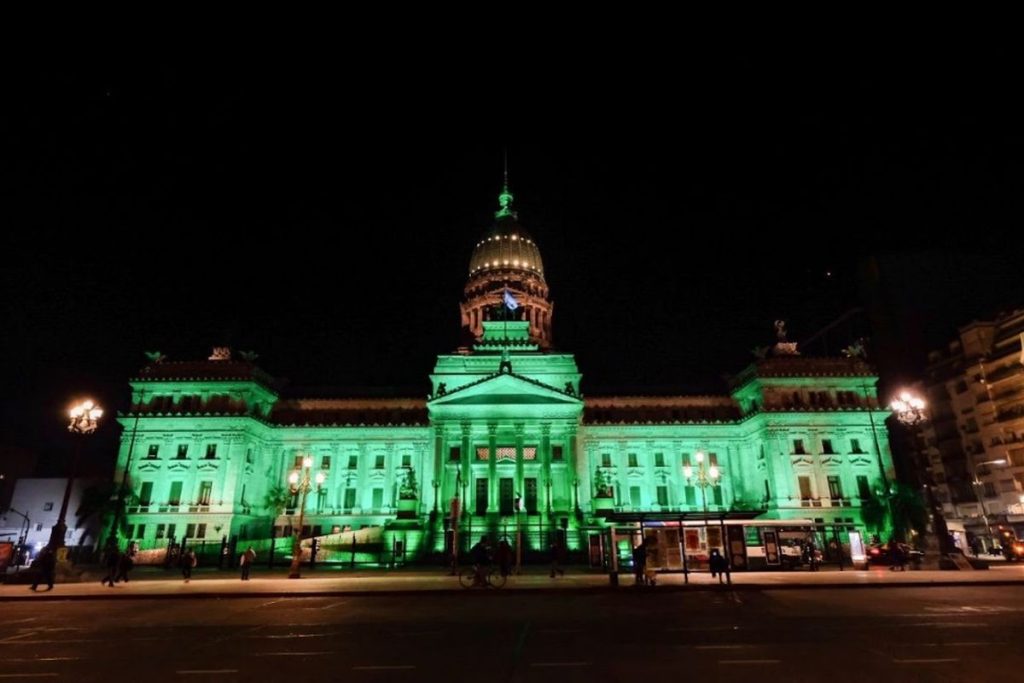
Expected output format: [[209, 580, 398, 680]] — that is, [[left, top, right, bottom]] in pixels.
[[0, 585, 1022, 682]]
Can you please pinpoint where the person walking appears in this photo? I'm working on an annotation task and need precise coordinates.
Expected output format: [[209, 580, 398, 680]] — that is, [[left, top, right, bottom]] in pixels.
[[30, 546, 56, 592], [114, 546, 135, 583], [549, 536, 565, 578], [182, 549, 197, 583], [709, 548, 726, 583], [495, 538, 513, 578], [240, 546, 256, 581]]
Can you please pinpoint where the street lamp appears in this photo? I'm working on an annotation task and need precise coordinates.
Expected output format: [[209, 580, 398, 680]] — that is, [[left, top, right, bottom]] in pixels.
[[889, 389, 952, 555], [50, 400, 103, 551], [287, 456, 325, 579], [969, 457, 1006, 553], [683, 451, 720, 560]]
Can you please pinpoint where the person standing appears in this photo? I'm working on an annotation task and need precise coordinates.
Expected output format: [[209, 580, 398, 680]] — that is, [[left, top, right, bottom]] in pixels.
[[240, 546, 256, 581], [30, 547, 56, 591], [632, 540, 647, 586], [549, 536, 565, 578], [102, 546, 121, 587], [182, 549, 197, 583]]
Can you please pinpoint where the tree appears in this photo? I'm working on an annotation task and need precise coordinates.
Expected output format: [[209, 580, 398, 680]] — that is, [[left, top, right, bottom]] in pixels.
[[859, 491, 887, 536], [399, 467, 419, 499], [262, 484, 294, 535], [890, 482, 929, 543], [76, 481, 139, 548]]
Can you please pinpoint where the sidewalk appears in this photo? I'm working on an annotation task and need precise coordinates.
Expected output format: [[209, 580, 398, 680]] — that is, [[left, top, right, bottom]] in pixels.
[[3, 564, 1023, 601]]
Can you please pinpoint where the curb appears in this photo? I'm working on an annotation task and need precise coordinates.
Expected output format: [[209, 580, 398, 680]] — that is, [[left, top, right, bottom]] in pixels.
[[3, 579, 1024, 601]]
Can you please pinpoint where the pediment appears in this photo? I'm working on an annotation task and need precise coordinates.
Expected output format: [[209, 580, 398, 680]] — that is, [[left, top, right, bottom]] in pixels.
[[428, 373, 582, 408]]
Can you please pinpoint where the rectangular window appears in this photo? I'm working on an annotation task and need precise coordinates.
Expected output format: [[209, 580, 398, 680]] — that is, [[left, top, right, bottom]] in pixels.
[[601, 453, 612, 468], [197, 523, 207, 539], [475, 478, 488, 516], [294, 455, 304, 468], [344, 488, 357, 509], [348, 455, 358, 469], [656, 486, 668, 506], [793, 440, 806, 455], [822, 439, 835, 455], [857, 475, 871, 500], [136, 524, 146, 540], [321, 455, 332, 470], [156, 524, 166, 540], [798, 476, 813, 500], [684, 486, 696, 507], [682, 453, 691, 467], [655, 453, 665, 467], [167, 524, 176, 540], [198, 481, 213, 506], [205, 444, 217, 460], [827, 475, 844, 500], [523, 447, 537, 461], [176, 444, 188, 460], [983, 482, 997, 498], [168, 482, 183, 507], [147, 445, 159, 459], [185, 524, 196, 539], [139, 482, 154, 508], [709, 453, 719, 467], [628, 453, 638, 468], [496, 447, 516, 462], [245, 448, 254, 465], [372, 488, 384, 509], [629, 486, 641, 508], [712, 487, 723, 506], [125, 524, 134, 539], [1008, 447, 1024, 467], [401, 454, 411, 468], [449, 446, 461, 461], [375, 455, 385, 469], [764, 480, 771, 500], [850, 439, 863, 454], [552, 446, 564, 461], [43, 502, 53, 511]]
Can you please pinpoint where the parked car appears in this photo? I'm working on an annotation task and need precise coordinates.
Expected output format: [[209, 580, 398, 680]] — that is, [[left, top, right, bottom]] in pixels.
[[867, 542, 924, 567]]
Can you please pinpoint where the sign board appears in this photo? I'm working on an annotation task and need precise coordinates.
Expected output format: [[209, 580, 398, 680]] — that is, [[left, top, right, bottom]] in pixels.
[[763, 530, 781, 566], [848, 530, 866, 562], [726, 525, 747, 569], [0, 542, 13, 574]]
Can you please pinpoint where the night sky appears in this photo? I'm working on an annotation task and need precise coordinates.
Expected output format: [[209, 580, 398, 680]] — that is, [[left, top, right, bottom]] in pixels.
[[3, 58, 1023, 475]]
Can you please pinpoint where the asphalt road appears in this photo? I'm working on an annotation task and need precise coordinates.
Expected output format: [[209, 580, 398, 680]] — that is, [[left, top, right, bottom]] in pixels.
[[0, 586, 1021, 682]]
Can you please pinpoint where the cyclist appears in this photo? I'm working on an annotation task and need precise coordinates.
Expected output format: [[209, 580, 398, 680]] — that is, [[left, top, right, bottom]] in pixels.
[[470, 535, 492, 586]]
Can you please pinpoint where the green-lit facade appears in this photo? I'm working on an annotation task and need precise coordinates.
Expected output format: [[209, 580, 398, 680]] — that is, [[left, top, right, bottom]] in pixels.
[[110, 186, 895, 564]]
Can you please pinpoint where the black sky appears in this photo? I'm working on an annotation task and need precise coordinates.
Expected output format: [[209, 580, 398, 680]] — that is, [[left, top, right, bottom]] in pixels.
[[3, 56, 1023, 474]]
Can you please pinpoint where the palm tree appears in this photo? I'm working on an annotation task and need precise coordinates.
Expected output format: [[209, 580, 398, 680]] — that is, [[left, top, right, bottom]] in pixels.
[[262, 484, 293, 536]]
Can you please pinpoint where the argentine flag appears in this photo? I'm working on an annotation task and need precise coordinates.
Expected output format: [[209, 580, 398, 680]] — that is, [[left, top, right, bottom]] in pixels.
[[503, 287, 519, 311]]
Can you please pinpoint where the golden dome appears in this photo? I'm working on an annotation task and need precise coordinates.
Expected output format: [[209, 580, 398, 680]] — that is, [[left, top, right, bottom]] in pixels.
[[468, 215, 546, 278]]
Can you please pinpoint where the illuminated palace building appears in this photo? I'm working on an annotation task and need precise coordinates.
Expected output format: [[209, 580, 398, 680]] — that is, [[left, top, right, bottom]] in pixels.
[[110, 184, 895, 565]]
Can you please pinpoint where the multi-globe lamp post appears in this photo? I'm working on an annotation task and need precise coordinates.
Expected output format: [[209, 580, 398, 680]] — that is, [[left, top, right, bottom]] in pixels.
[[287, 456, 325, 579], [51, 400, 103, 552], [889, 389, 947, 553], [683, 451, 719, 557]]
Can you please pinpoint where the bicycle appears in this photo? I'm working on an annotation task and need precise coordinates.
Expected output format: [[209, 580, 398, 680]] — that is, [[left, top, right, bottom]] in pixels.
[[458, 565, 507, 589]]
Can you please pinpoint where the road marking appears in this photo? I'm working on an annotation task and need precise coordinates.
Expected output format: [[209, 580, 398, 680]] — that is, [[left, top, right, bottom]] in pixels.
[[530, 662, 591, 667], [893, 659, 960, 664], [0, 633, 37, 643], [907, 622, 988, 628], [729, 592, 744, 605], [177, 671, 239, 675], [248, 633, 334, 639], [259, 599, 286, 608], [311, 601, 347, 610], [352, 666, 415, 671], [5, 658, 79, 663], [719, 660, 780, 665]]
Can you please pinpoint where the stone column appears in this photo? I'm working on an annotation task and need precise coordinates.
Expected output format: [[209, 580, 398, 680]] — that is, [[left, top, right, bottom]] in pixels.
[[488, 424, 498, 512], [541, 424, 552, 513], [515, 424, 525, 509]]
